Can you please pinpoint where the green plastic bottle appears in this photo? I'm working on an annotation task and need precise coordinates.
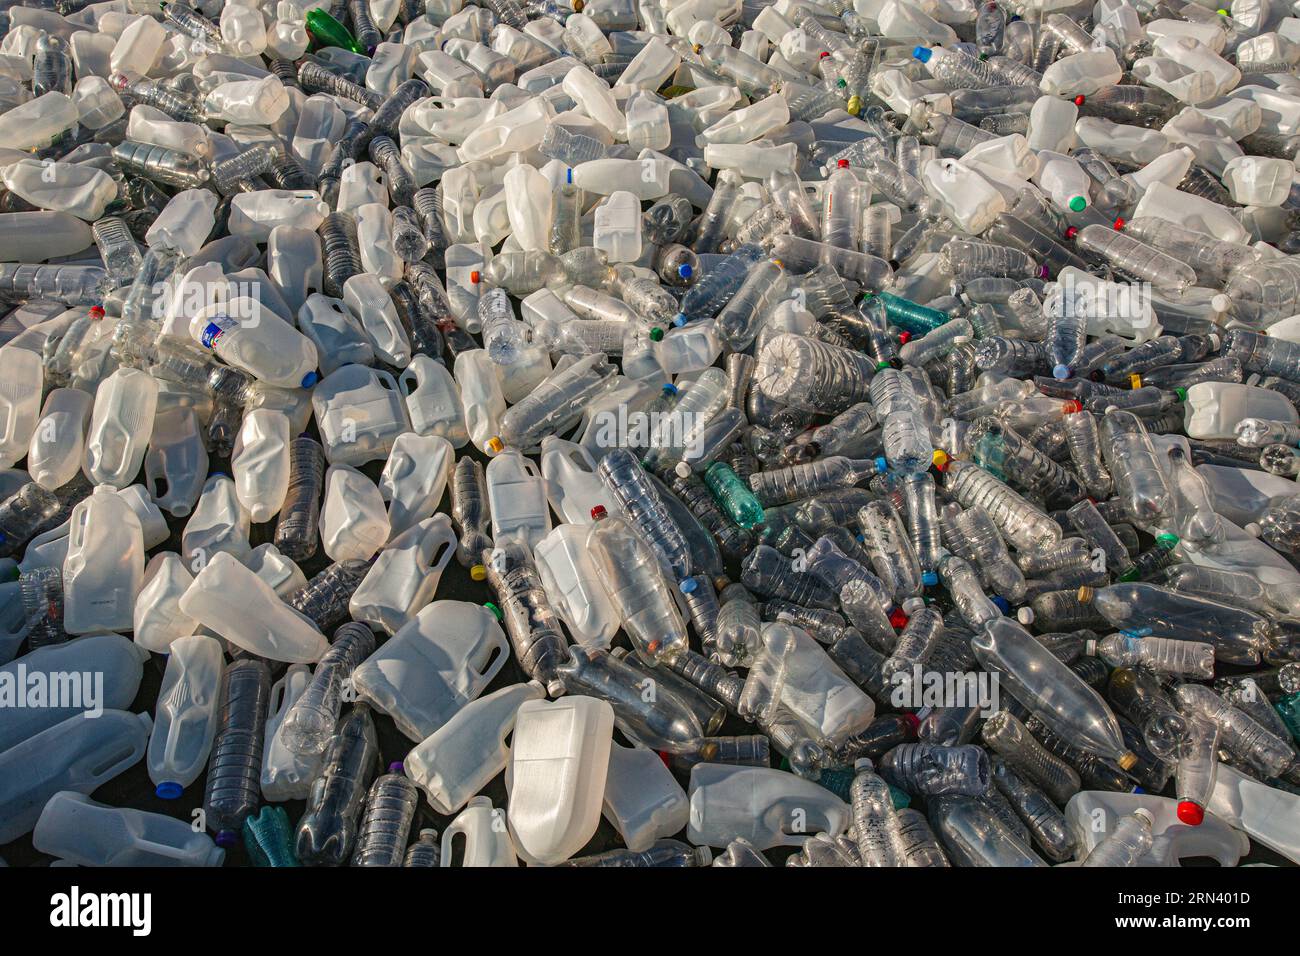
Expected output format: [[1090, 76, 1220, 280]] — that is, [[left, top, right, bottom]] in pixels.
[[243, 805, 300, 867], [305, 7, 362, 54], [704, 461, 764, 529], [866, 291, 950, 335]]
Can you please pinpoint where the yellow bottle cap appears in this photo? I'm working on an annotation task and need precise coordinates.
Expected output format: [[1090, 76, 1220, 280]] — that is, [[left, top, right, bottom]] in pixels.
[[486, 437, 504, 454], [1129, 373, 1142, 390], [470, 564, 487, 581]]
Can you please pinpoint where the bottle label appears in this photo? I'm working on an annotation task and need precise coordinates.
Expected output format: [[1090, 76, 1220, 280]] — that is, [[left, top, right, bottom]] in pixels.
[[200, 313, 237, 349]]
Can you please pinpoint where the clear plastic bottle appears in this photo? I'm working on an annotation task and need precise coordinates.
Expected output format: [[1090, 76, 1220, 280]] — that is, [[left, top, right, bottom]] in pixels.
[[281, 622, 376, 757], [203, 659, 271, 848], [352, 766, 419, 867], [1082, 809, 1153, 867]]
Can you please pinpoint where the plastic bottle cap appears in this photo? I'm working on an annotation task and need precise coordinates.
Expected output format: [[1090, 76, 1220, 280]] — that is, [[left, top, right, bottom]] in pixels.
[[1068, 196, 1087, 212], [674, 462, 692, 478], [1117, 750, 1139, 770], [1016, 606, 1034, 625], [921, 570, 938, 587], [1174, 386, 1187, 402], [88, 305, 105, 319], [837, 158, 850, 168], [486, 436, 504, 454], [1073, 95, 1085, 106], [1133, 807, 1155, 826], [671, 314, 687, 328], [483, 601, 502, 621], [301, 370, 320, 388], [1064, 226, 1079, 240], [215, 830, 239, 848], [1155, 533, 1179, 549], [590, 505, 608, 520], [1085, 638, 1097, 656], [1129, 373, 1143, 389], [912, 45, 933, 62], [1053, 363, 1071, 380], [1177, 801, 1205, 825], [991, 595, 1010, 614], [470, 564, 487, 581], [566, 168, 573, 184], [931, 449, 949, 470], [1077, 586, 1094, 603], [388, 761, 405, 773], [470, 270, 480, 283], [677, 264, 693, 279], [651, 326, 666, 340], [888, 606, 909, 628], [679, 577, 698, 594], [662, 382, 677, 395], [875, 456, 888, 473], [155, 781, 183, 800]]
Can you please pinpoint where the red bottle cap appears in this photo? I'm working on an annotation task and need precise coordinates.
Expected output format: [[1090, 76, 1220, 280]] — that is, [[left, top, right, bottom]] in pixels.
[[1074, 95, 1085, 106], [889, 607, 909, 629], [837, 158, 850, 168], [469, 270, 480, 284], [1064, 226, 1079, 240], [590, 505, 608, 520], [1177, 801, 1205, 826]]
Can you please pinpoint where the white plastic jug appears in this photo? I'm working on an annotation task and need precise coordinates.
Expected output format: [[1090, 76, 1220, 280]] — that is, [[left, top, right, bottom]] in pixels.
[[1208, 762, 1300, 864], [231, 407, 291, 523], [0, 632, 148, 753], [405, 680, 546, 815], [181, 474, 252, 567], [34, 791, 224, 866], [1064, 790, 1249, 866], [455, 348, 508, 454], [539, 435, 622, 525], [534, 523, 620, 648], [84, 366, 159, 489], [133, 552, 199, 654], [379, 432, 453, 536], [352, 599, 509, 741], [1183, 381, 1299, 441], [320, 464, 390, 562], [311, 363, 411, 466], [349, 514, 457, 635], [63, 483, 145, 635], [486, 447, 551, 549], [441, 796, 518, 867], [604, 741, 690, 852], [26, 386, 91, 491], [147, 633, 224, 800], [0, 709, 152, 844], [0, 345, 42, 470], [399, 355, 469, 448], [190, 297, 321, 389], [144, 406, 208, 518], [262, 663, 323, 802], [178, 551, 329, 663], [686, 763, 850, 850], [506, 694, 615, 865]]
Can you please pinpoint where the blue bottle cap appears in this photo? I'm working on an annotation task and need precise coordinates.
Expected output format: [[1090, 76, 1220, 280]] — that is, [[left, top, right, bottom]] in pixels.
[[566, 167, 573, 184], [921, 570, 938, 586], [1053, 363, 1071, 380], [215, 829, 239, 848], [672, 314, 687, 327], [301, 370, 320, 388], [874, 456, 888, 473], [678, 263, 692, 279], [991, 595, 1010, 614], [912, 45, 933, 62], [155, 781, 183, 800], [679, 577, 698, 594]]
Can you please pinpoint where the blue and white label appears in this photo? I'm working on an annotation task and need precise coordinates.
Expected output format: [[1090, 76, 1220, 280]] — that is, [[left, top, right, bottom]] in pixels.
[[200, 314, 237, 349]]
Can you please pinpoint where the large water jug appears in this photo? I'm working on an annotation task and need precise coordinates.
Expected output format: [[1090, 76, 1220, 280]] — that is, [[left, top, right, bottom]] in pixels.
[[0, 345, 43, 470], [27, 387, 92, 490], [686, 763, 849, 850], [441, 796, 518, 867], [312, 364, 410, 466], [133, 552, 198, 653], [190, 297, 320, 389], [404, 681, 546, 815], [34, 791, 225, 867], [231, 408, 290, 523], [539, 435, 621, 524], [147, 634, 225, 800], [0, 632, 148, 753], [349, 514, 457, 635], [320, 464, 390, 562], [352, 599, 509, 742], [181, 474, 252, 567], [506, 695, 615, 865], [178, 551, 329, 663], [454, 349, 507, 454], [379, 432, 453, 536], [486, 447, 551, 549], [144, 406, 208, 518], [534, 522, 620, 648], [604, 741, 690, 852], [84, 367, 159, 489], [261, 663, 323, 802], [399, 355, 469, 448], [63, 483, 145, 634], [0, 708, 152, 843]]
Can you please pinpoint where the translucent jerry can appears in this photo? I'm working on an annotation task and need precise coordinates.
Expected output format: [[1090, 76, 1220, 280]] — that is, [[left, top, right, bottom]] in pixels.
[[0, 345, 43, 470], [1183, 381, 1299, 441], [144, 405, 208, 518], [231, 407, 291, 523], [27, 386, 92, 490], [486, 447, 551, 549], [84, 366, 159, 489], [181, 474, 252, 567], [603, 741, 690, 852], [441, 796, 518, 867], [349, 514, 457, 635], [320, 464, 390, 562], [352, 599, 510, 742], [34, 791, 225, 867], [1065, 791, 1249, 867], [379, 431, 453, 536], [267, 224, 323, 316], [245, 542, 307, 598], [506, 695, 615, 865], [63, 483, 145, 635], [147, 633, 225, 800], [178, 551, 329, 663], [0, 709, 152, 844], [298, 293, 374, 376], [1209, 762, 1300, 865], [400, 355, 469, 448], [262, 663, 324, 802], [539, 435, 622, 525], [405, 681, 546, 815], [0, 632, 148, 754], [455, 349, 507, 454], [774, 623, 876, 750], [312, 363, 411, 466], [133, 552, 199, 654], [534, 523, 620, 648], [343, 273, 411, 367], [686, 764, 850, 851]]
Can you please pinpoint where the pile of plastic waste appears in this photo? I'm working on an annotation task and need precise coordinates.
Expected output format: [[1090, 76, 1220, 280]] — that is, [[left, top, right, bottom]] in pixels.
[[1, 0, 1300, 869]]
